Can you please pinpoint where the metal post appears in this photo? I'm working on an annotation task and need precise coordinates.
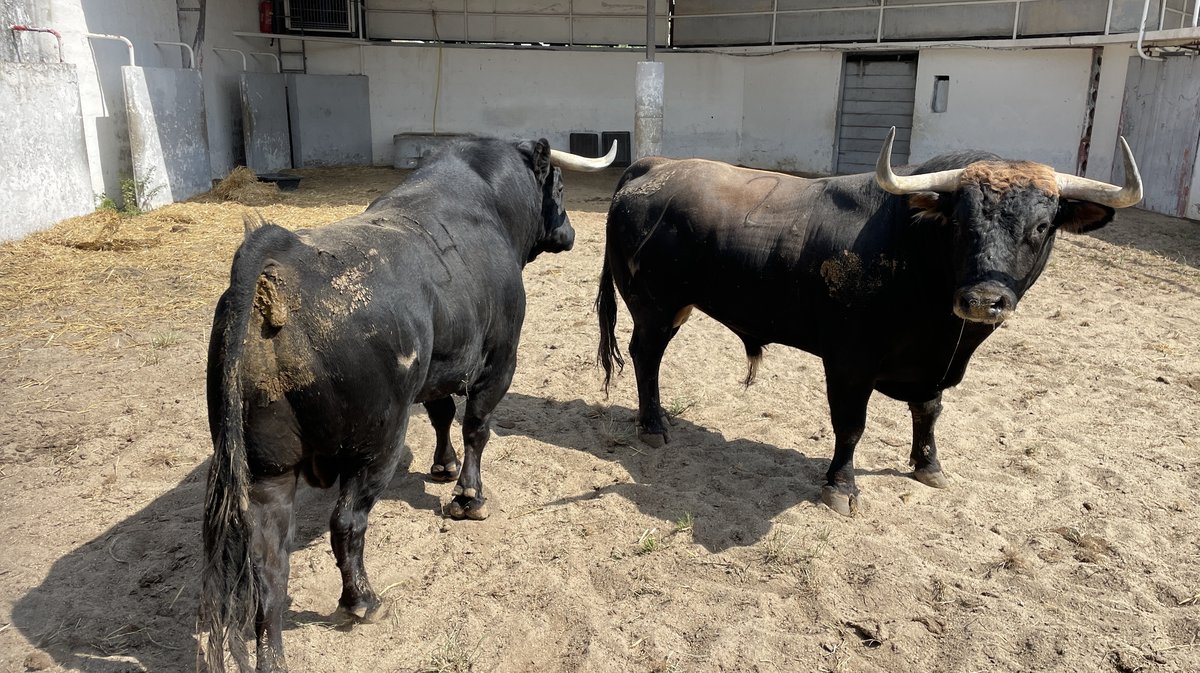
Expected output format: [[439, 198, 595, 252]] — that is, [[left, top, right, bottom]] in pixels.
[[634, 60, 664, 160], [646, 0, 655, 61]]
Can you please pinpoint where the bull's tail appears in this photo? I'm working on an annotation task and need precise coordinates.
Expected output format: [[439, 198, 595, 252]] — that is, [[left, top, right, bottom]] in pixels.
[[200, 220, 294, 673], [595, 253, 625, 395]]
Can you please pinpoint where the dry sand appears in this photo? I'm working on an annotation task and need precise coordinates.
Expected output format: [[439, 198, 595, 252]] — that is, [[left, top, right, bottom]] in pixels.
[[0, 166, 1197, 673]]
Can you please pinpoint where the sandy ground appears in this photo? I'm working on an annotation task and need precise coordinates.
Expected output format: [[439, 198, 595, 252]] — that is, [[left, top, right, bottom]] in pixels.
[[0, 164, 1198, 673]]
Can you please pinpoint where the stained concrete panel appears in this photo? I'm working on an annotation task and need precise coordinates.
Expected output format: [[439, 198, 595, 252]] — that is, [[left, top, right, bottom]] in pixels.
[[122, 66, 211, 210], [240, 73, 291, 174], [0, 62, 93, 241], [286, 74, 372, 167]]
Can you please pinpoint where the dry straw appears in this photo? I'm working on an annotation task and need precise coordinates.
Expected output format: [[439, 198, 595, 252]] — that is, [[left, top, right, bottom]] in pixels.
[[0, 166, 405, 354]]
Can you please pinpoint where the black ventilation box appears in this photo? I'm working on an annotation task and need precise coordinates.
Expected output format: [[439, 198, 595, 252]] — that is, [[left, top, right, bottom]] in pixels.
[[601, 131, 632, 167], [569, 132, 600, 158]]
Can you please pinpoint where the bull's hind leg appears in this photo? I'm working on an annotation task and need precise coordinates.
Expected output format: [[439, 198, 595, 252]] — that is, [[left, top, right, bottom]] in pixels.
[[629, 320, 678, 447], [330, 419, 410, 623], [249, 471, 297, 673], [909, 395, 950, 488], [425, 397, 460, 482]]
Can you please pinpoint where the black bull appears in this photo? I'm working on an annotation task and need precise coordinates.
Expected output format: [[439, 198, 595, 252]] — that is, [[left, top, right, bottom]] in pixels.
[[597, 130, 1143, 516], [201, 137, 613, 672]]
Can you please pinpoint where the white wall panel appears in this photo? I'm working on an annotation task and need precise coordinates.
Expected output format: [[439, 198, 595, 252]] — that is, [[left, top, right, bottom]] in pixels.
[[910, 49, 1093, 171]]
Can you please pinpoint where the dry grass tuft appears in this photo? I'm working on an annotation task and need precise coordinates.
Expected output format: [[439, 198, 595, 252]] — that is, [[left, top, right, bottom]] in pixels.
[[987, 546, 1031, 577], [206, 166, 282, 207], [420, 626, 482, 673]]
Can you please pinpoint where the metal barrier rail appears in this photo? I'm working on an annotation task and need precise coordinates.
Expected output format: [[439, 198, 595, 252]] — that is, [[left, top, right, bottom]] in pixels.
[[154, 41, 195, 69], [9, 25, 62, 62], [85, 32, 135, 66]]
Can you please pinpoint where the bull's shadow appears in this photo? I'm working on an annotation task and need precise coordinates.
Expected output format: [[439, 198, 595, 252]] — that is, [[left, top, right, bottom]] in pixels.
[[493, 393, 861, 553], [10, 449, 439, 673]]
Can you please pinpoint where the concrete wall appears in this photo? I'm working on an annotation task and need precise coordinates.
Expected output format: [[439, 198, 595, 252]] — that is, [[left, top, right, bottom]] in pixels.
[[0, 62, 93, 240], [741, 51, 844, 174], [123, 66, 212, 208], [909, 48, 1095, 172], [286, 74, 372, 167], [304, 43, 1111, 177], [1087, 44, 1135, 183], [303, 44, 748, 166]]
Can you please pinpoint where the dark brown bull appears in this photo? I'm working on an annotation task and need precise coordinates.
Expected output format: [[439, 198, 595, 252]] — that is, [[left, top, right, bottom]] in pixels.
[[597, 129, 1141, 515]]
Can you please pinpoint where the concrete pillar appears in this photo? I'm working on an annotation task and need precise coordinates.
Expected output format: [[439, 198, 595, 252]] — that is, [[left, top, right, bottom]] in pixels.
[[634, 60, 664, 160]]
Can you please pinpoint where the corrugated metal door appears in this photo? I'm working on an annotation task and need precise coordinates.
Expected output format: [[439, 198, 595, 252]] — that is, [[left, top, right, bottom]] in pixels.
[[836, 55, 918, 175], [1118, 55, 1200, 218]]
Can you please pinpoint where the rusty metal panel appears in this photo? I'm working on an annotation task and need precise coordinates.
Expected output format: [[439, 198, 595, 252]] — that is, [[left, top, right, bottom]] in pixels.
[[1119, 55, 1200, 217]]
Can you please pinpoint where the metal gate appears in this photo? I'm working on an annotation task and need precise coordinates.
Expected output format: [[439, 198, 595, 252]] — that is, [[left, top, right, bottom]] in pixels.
[[1119, 54, 1200, 219], [835, 54, 918, 175]]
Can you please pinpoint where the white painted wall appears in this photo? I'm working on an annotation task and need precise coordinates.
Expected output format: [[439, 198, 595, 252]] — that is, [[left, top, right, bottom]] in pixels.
[[304, 44, 748, 166], [741, 51, 844, 174], [305, 43, 1109, 178], [910, 48, 1095, 172]]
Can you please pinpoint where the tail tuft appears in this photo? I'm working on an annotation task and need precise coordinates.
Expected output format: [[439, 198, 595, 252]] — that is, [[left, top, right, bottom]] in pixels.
[[595, 255, 625, 395], [742, 341, 765, 388]]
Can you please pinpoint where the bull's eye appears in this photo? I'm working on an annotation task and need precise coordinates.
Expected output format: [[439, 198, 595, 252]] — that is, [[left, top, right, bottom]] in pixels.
[[1035, 222, 1050, 234]]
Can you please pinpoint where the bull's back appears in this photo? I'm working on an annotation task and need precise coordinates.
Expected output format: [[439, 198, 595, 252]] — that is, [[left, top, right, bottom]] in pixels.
[[607, 159, 841, 347]]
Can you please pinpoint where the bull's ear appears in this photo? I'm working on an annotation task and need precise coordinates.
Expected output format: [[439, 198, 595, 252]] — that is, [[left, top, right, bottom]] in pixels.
[[1056, 200, 1115, 233], [517, 138, 552, 183], [908, 192, 950, 224]]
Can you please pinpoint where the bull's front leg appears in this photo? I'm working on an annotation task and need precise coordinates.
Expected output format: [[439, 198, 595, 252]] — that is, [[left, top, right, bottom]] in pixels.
[[909, 395, 950, 488], [821, 369, 873, 516], [448, 364, 514, 521]]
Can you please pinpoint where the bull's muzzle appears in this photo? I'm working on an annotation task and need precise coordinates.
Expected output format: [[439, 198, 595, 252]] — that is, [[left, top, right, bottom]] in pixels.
[[547, 222, 575, 253], [953, 282, 1016, 324]]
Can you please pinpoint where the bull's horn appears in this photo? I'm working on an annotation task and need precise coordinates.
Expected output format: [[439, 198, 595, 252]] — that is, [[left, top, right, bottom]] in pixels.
[[1055, 136, 1143, 208], [875, 127, 963, 195], [549, 141, 618, 172]]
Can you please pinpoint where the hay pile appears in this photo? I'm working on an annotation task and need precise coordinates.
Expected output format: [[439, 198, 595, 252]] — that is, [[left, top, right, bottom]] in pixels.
[[204, 166, 282, 207], [0, 166, 403, 354]]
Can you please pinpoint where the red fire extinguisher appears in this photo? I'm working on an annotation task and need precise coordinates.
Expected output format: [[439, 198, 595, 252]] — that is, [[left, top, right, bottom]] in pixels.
[[259, 1, 274, 34]]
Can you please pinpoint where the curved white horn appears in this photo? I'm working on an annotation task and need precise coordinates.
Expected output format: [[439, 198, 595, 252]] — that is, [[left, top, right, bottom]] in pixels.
[[549, 141, 618, 172], [1055, 136, 1143, 208], [875, 126, 963, 194]]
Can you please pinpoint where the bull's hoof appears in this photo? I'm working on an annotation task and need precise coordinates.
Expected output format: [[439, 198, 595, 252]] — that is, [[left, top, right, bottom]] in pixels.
[[335, 597, 388, 625], [638, 430, 668, 448], [913, 468, 949, 489], [820, 485, 862, 517], [429, 461, 460, 482], [448, 485, 489, 520]]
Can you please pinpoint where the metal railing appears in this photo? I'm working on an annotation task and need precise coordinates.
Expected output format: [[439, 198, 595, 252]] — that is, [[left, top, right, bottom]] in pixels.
[[85, 32, 135, 66], [306, 0, 1200, 50], [9, 25, 62, 62]]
